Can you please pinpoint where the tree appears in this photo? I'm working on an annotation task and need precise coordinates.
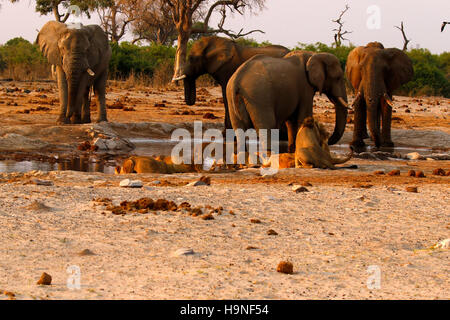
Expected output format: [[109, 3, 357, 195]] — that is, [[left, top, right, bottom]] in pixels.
[[395, 21, 410, 51], [166, 0, 265, 81], [130, 1, 177, 45], [9, 0, 106, 22], [97, 0, 144, 43], [332, 4, 352, 48]]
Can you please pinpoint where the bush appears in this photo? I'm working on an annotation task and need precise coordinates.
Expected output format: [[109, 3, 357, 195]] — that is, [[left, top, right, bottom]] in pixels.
[[0, 37, 49, 80]]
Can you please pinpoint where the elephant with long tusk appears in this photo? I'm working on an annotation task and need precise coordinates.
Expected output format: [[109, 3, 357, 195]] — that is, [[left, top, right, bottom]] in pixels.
[[36, 21, 111, 124]]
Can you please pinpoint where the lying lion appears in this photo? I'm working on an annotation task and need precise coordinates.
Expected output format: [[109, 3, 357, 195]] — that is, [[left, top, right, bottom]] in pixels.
[[115, 156, 200, 174], [295, 117, 352, 169]]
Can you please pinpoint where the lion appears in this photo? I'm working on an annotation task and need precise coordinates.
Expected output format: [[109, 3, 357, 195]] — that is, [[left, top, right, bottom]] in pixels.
[[115, 156, 200, 174], [295, 117, 352, 169]]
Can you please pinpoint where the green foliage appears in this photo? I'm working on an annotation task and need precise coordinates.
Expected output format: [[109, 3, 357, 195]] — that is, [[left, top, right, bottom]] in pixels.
[[0, 37, 46, 68], [293, 42, 355, 72], [109, 42, 176, 78]]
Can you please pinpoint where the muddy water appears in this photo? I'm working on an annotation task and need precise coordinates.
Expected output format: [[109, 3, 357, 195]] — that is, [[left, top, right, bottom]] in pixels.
[[0, 138, 447, 174]]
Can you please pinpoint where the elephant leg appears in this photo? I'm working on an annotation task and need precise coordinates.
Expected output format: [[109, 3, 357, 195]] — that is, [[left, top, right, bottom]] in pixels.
[[350, 92, 367, 151], [70, 111, 82, 124], [94, 72, 108, 122], [381, 97, 394, 147], [285, 119, 297, 153], [81, 87, 91, 123], [222, 85, 233, 130], [56, 66, 69, 124]]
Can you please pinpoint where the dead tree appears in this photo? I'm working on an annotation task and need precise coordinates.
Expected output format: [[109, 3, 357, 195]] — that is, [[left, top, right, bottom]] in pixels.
[[395, 21, 410, 51], [332, 4, 352, 47], [442, 22, 450, 32]]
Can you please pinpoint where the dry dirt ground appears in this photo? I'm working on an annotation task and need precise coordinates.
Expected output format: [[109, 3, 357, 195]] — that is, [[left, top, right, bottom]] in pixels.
[[0, 80, 449, 300]]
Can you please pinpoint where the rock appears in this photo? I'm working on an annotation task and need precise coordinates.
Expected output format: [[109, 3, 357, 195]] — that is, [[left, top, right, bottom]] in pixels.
[[292, 185, 309, 193], [152, 180, 161, 185], [407, 170, 416, 177], [406, 152, 423, 160], [201, 213, 214, 220], [405, 186, 418, 193], [250, 218, 261, 224], [388, 170, 400, 176], [352, 183, 373, 189], [93, 138, 108, 150], [246, 246, 258, 250], [173, 248, 195, 256], [267, 229, 278, 236], [276, 261, 294, 274], [26, 201, 52, 211], [432, 168, 446, 176], [187, 180, 208, 187], [119, 179, 143, 188], [432, 238, 450, 249], [37, 272, 52, 285], [78, 249, 95, 256], [31, 179, 53, 186], [415, 171, 425, 178], [199, 176, 211, 185], [373, 170, 385, 175]]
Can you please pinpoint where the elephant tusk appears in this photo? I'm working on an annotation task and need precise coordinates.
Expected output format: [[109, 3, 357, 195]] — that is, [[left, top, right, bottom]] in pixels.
[[87, 68, 95, 76], [172, 74, 187, 81], [337, 97, 349, 109], [383, 93, 394, 107]]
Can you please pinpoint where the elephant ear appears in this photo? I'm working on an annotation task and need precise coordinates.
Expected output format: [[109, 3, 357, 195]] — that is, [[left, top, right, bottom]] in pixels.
[[345, 46, 366, 91], [204, 38, 234, 74], [122, 159, 136, 174], [83, 25, 110, 68], [383, 48, 414, 90], [36, 21, 68, 66], [306, 53, 343, 94]]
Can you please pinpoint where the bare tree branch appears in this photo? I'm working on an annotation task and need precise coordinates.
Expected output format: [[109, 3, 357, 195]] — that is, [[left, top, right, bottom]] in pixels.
[[332, 4, 352, 47], [395, 21, 410, 51]]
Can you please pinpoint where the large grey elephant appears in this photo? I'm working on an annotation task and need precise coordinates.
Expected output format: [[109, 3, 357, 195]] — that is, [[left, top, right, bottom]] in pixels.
[[226, 51, 348, 153], [36, 21, 111, 124], [346, 42, 413, 150], [173, 36, 290, 129]]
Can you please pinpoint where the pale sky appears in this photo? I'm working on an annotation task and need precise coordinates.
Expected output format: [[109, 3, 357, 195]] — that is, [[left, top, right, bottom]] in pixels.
[[0, 0, 449, 53]]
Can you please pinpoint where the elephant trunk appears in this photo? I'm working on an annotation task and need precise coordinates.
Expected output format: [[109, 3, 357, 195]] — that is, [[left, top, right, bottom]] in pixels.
[[66, 57, 89, 123], [184, 77, 196, 106], [364, 81, 385, 148], [327, 95, 348, 145]]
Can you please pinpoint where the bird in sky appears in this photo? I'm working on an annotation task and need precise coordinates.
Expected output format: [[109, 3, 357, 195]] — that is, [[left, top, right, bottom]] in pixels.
[[441, 21, 449, 32]]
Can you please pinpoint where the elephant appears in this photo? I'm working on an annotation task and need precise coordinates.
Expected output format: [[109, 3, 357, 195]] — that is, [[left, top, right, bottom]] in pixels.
[[36, 21, 111, 124], [173, 36, 290, 129], [226, 50, 348, 154], [295, 117, 352, 169], [346, 42, 414, 150]]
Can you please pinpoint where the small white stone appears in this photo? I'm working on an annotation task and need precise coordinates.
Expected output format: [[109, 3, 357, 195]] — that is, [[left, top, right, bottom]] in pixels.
[[433, 238, 450, 249], [173, 248, 195, 256], [186, 180, 207, 187], [119, 179, 143, 188], [406, 152, 423, 160]]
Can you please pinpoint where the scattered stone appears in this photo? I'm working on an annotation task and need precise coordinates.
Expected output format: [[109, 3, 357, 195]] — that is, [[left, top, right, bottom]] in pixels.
[[203, 112, 218, 119], [199, 176, 211, 185], [292, 185, 309, 193], [250, 218, 261, 224], [373, 170, 385, 175], [78, 249, 95, 256], [246, 246, 258, 250], [201, 213, 214, 220], [31, 179, 53, 186], [388, 170, 400, 176], [432, 238, 450, 249], [119, 179, 143, 188], [415, 171, 425, 178], [187, 180, 208, 187], [432, 168, 446, 176], [267, 229, 278, 236], [407, 170, 416, 177], [173, 248, 194, 256], [37, 272, 52, 285], [3, 290, 15, 299], [352, 183, 373, 189], [26, 201, 52, 211], [276, 261, 294, 274], [152, 180, 161, 185], [405, 186, 418, 193], [406, 152, 423, 160]]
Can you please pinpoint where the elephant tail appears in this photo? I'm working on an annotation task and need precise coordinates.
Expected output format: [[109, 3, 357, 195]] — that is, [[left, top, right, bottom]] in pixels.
[[226, 78, 252, 127]]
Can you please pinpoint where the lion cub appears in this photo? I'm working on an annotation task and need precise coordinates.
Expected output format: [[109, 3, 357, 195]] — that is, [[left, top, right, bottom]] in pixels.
[[295, 117, 352, 169]]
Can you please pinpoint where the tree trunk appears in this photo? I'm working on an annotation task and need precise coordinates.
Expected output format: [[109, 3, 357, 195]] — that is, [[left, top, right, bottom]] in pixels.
[[173, 31, 190, 80]]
